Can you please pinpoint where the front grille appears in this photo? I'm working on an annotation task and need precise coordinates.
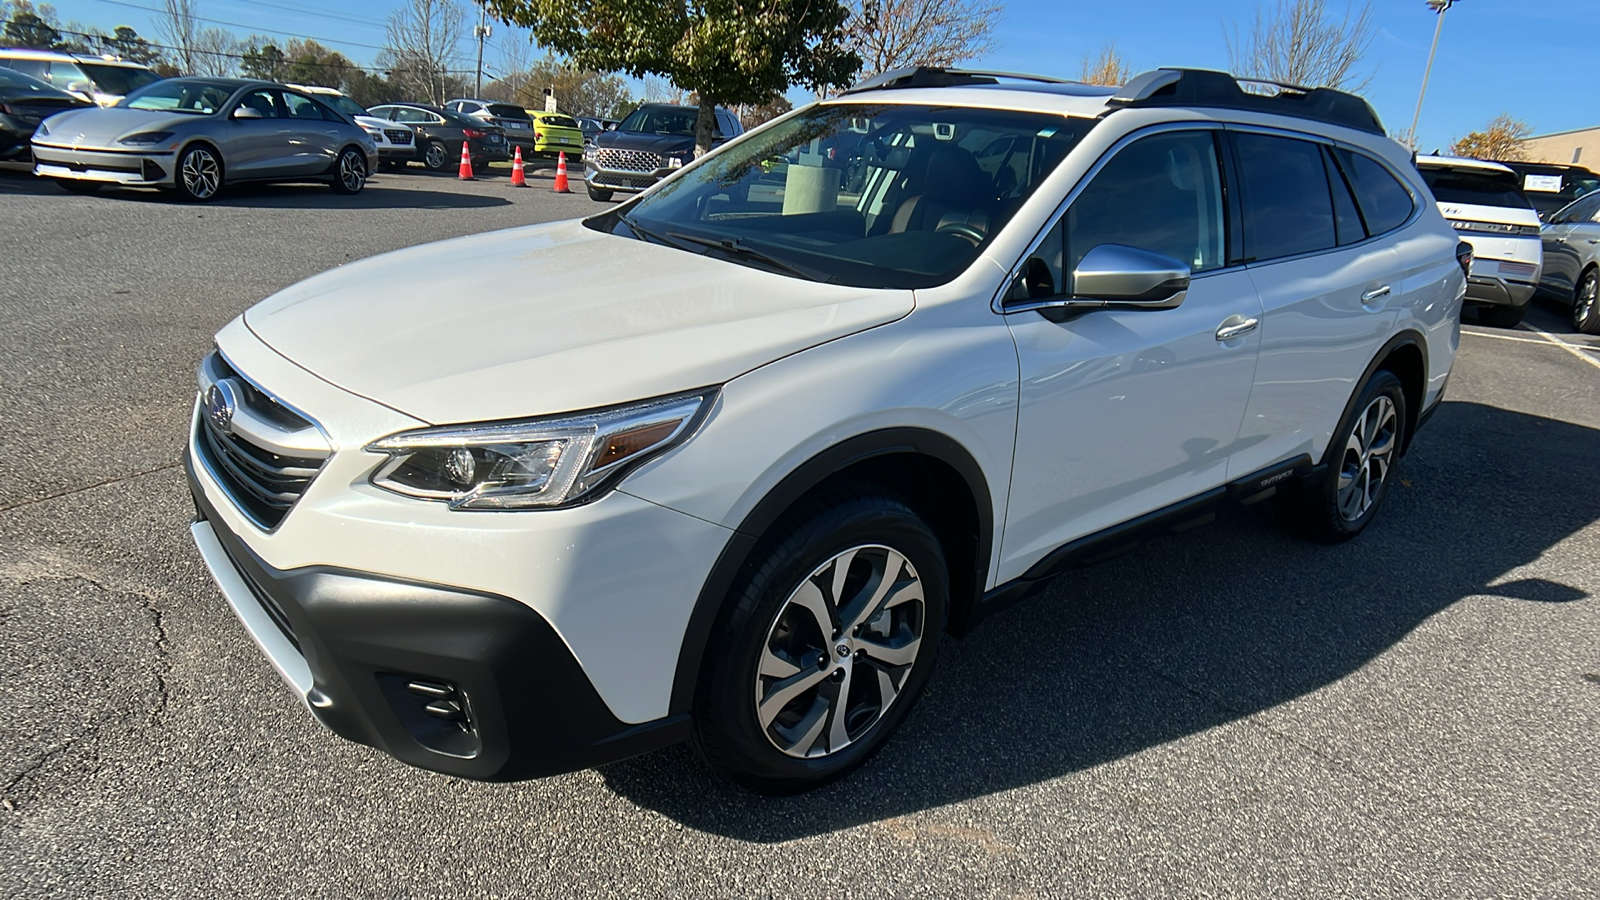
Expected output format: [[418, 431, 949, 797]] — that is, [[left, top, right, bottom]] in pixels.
[[384, 129, 413, 145], [589, 147, 665, 173], [194, 353, 329, 530]]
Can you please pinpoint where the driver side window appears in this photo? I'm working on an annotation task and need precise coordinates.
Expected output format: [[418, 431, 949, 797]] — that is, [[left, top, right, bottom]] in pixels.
[[1011, 130, 1226, 301]]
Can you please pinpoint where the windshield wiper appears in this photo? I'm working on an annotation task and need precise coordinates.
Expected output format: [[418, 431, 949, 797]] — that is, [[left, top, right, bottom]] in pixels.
[[616, 212, 672, 246], [665, 232, 833, 283]]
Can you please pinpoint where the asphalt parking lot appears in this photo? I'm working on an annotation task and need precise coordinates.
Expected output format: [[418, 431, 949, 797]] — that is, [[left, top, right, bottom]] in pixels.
[[1, 167, 1596, 898]]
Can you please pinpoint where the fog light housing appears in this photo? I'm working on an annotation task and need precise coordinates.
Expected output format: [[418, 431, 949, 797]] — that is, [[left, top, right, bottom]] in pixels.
[[142, 158, 166, 182], [376, 673, 482, 758]]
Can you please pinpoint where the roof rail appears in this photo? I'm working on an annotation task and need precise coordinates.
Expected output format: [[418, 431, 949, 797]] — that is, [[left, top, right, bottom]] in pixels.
[[1108, 68, 1384, 136], [841, 66, 1071, 95]]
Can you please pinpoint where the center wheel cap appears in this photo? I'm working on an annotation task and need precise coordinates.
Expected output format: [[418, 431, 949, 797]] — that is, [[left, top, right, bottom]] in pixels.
[[835, 643, 851, 659]]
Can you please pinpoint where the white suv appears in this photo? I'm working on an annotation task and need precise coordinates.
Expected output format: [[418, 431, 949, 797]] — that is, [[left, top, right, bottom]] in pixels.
[[187, 67, 1466, 793]]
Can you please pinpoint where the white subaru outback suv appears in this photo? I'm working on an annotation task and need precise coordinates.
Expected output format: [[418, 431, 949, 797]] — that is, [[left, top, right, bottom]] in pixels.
[[187, 67, 1466, 793]]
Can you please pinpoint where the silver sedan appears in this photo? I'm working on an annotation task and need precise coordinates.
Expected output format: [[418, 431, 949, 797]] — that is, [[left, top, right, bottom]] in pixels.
[[31, 76, 378, 201], [1538, 191, 1600, 334]]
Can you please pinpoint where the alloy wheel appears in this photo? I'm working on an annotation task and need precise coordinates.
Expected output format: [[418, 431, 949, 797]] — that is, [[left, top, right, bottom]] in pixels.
[[339, 150, 366, 192], [181, 148, 220, 199], [425, 142, 447, 169], [754, 544, 925, 759], [1336, 394, 1397, 522]]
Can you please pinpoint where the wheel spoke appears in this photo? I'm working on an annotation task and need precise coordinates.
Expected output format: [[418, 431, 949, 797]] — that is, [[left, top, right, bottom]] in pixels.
[[840, 549, 911, 633], [827, 547, 859, 611], [858, 631, 921, 668], [776, 700, 829, 757], [758, 645, 802, 679], [757, 666, 829, 728], [874, 665, 900, 715], [826, 664, 855, 751], [790, 579, 835, 643]]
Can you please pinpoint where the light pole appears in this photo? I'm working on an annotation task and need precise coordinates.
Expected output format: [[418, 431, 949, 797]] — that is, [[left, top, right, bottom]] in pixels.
[[1408, 0, 1455, 147], [474, 5, 492, 99]]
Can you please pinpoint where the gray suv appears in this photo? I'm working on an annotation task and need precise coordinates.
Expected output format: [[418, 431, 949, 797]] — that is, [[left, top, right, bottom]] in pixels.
[[584, 102, 743, 201]]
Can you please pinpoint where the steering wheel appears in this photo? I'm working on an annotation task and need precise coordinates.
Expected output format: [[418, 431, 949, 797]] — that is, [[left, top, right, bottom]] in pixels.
[[935, 222, 987, 245]]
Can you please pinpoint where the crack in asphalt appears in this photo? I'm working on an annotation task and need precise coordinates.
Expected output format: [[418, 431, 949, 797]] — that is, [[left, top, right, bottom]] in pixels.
[[0, 462, 182, 516]]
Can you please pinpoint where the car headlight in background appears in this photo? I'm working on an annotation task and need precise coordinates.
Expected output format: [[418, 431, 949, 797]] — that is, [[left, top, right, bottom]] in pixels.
[[118, 131, 174, 146], [366, 390, 716, 509], [34, 119, 49, 137]]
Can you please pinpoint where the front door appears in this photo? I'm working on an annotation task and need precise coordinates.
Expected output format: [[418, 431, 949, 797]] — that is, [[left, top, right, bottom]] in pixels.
[[998, 128, 1262, 582], [225, 88, 293, 178]]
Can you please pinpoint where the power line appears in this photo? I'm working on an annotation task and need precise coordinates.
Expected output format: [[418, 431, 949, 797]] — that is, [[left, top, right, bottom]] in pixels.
[[84, 0, 390, 53], [51, 26, 481, 78]]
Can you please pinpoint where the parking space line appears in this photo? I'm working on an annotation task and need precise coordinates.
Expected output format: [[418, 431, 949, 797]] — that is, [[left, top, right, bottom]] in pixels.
[[1516, 323, 1600, 372], [1461, 328, 1568, 348]]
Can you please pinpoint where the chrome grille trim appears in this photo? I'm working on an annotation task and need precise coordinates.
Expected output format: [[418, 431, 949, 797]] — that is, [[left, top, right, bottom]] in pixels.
[[589, 147, 665, 173], [383, 129, 413, 145], [195, 351, 330, 531]]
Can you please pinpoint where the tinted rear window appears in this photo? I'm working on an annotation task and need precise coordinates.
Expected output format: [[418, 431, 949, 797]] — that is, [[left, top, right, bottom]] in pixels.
[[75, 63, 160, 96], [1336, 150, 1415, 235], [1420, 168, 1532, 209], [487, 103, 530, 120], [541, 115, 579, 128], [1236, 132, 1337, 262]]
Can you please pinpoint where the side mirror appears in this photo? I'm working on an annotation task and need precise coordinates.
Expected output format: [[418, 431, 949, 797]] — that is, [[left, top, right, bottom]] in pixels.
[[711, 130, 725, 140], [66, 80, 92, 95], [232, 107, 265, 120], [1005, 244, 1190, 317], [605, 122, 617, 131]]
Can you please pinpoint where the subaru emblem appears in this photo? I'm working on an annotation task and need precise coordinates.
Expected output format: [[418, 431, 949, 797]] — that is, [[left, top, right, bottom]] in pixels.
[[205, 382, 236, 435]]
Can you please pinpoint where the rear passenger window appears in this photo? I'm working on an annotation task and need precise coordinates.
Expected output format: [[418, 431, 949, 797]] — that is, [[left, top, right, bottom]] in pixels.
[[1337, 149, 1415, 235], [1323, 147, 1365, 245], [1235, 133, 1336, 261]]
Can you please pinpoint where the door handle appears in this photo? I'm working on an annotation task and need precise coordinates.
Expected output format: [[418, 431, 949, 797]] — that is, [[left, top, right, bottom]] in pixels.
[[1215, 316, 1259, 341], [1588, 238, 1599, 244], [1360, 285, 1391, 303]]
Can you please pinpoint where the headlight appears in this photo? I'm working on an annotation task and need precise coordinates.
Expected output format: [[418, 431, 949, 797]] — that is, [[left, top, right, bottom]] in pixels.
[[366, 390, 715, 510], [363, 127, 383, 140], [118, 131, 174, 146], [34, 120, 49, 137]]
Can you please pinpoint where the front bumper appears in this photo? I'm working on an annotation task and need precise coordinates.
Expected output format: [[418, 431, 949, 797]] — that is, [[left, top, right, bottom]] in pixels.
[[187, 454, 690, 780], [31, 142, 172, 186], [584, 161, 668, 194]]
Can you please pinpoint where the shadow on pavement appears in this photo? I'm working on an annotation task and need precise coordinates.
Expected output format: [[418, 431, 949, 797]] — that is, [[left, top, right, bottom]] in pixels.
[[601, 401, 1598, 841], [0, 168, 511, 208]]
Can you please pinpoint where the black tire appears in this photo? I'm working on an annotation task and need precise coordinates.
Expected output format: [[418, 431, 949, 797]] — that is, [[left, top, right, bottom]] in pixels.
[[174, 143, 223, 202], [53, 179, 102, 194], [329, 146, 367, 195], [1573, 268, 1600, 335], [1476, 304, 1525, 328], [1276, 369, 1407, 543], [692, 485, 948, 794], [422, 140, 450, 172], [586, 184, 613, 202]]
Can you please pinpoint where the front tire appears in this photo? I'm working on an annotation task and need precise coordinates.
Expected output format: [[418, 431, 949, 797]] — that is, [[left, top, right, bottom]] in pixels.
[[330, 147, 367, 195], [693, 486, 948, 794], [175, 144, 222, 202], [1276, 369, 1407, 543], [586, 184, 613, 202], [1573, 268, 1600, 335]]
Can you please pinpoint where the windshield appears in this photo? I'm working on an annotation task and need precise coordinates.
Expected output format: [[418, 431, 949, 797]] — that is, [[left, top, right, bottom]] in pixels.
[[1421, 168, 1532, 209], [619, 106, 698, 136], [120, 78, 233, 114], [599, 103, 1092, 289], [322, 94, 367, 118], [76, 63, 159, 96]]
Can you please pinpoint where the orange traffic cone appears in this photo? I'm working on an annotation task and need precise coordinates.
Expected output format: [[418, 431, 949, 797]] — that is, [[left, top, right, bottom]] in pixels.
[[509, 146, 527, 187], [457, 141, 474, 180], [553, 151, 571, 193]]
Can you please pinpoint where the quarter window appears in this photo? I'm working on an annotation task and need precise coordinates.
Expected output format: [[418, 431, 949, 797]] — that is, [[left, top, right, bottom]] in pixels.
[[1325, 146, 1366, 246], [1235, 132, 1336, 262], [1337, 149, 1415, 234], [282, 91, 331, 120]]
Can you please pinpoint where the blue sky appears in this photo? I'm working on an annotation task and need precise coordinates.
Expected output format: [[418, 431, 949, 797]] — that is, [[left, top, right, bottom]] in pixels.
[[42, 0, 1599, 150]]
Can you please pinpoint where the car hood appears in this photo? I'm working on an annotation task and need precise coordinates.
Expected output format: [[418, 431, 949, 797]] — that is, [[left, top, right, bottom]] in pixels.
[[353, 114, 401, 132], [244, 219, 914, 424], [596, 130, 697, 157], [35, 106, 204, 147]]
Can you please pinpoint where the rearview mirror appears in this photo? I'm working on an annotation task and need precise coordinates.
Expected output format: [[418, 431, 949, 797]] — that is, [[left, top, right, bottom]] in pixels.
[[232, 107, 265, 120], [1004, 243, 1190, 318]]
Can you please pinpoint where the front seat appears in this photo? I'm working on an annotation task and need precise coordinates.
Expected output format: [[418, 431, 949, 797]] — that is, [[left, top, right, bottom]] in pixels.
[[888, 146, 992, 237]]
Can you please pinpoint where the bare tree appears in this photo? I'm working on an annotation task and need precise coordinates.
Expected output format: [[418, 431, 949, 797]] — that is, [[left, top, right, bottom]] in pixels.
[[1449, 114, 1531, 162], [1225, 0, 1375, 91], [153, 0, 199, 74], [190, 26, 237, 77], [844, 0, 1000, 78], [1078, 42, 1131, 86], [379, 0, 466, 105]]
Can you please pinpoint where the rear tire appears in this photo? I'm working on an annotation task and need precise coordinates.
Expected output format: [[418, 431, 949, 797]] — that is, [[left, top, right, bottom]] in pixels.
[[1573, 268, 1600, 335], [586, 185, 613, 202], [1477, 304, 1525, 328], [692, 486, 947, 794], [422, 140, 449, 172], [1275, 369, 1407, 543]]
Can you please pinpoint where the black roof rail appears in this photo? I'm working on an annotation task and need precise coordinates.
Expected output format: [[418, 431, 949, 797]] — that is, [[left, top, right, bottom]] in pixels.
[[1108, 67, 1385, 136], [841, 66, 1071, 95]]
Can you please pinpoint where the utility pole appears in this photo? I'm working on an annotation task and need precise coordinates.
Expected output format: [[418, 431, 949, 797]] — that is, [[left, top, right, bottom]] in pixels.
[[1408, 0, 1455, 148], [474, 4, 491, 99]]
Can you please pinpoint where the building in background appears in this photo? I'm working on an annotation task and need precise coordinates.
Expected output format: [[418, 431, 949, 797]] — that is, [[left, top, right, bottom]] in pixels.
[[1521, 126, 1600, 166]]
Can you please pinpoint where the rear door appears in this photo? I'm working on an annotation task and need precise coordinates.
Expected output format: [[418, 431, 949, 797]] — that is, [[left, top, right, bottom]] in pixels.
[[1226, 129, 1405, 477], [280, 90, 341, 175], [1542, 194, 1600, 291]]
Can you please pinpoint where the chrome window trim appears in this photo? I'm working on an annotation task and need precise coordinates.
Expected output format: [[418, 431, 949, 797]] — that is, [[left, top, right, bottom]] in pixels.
[[990, 121, 1231, 315]]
